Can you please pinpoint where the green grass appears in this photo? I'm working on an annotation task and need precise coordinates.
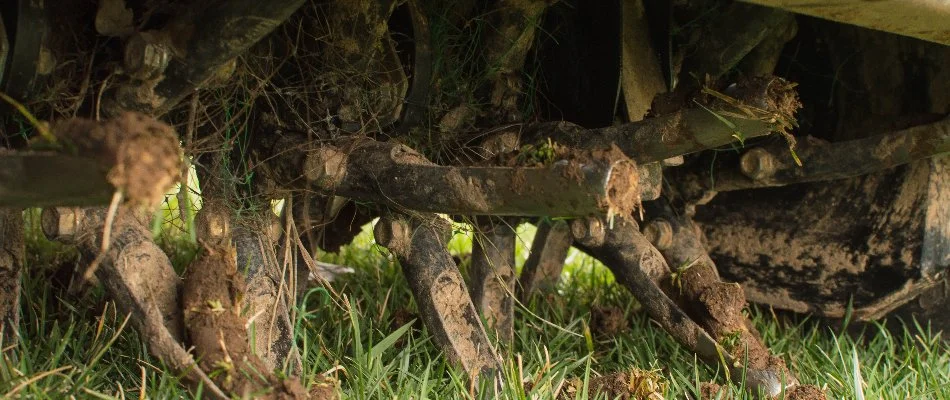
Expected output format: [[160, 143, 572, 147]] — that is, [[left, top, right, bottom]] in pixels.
[[2, 219, 948, 399]]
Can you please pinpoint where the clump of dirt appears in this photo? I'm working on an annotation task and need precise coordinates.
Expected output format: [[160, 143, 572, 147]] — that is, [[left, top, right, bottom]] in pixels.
[[699, 381, 729, 400], [308, 377, 340, 399], [785, 385, 827, 400], [557, 144, 640, 218], [389, 308, 421, 349], [50, 112, 182, 207], [650, 76, 801, 126], [182, 241, 313, 399], [390, 308, 420, 331], [590, 306, 628, 337], [716, 76, 801, 121], [561, 368, 666, 400], [698, 381, 826, 399]]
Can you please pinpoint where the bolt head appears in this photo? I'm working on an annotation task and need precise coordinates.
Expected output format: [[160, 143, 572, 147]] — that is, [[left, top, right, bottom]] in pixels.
[[124, 34, 170, 80], [41, 207, 83, 242], [195, 204, 230, 240], [305, 147, 347, 188], [642, 219, 674, 250], [740, 148, 775, 181], [570, 217, 605, 247], [374, 217, 411, 254]]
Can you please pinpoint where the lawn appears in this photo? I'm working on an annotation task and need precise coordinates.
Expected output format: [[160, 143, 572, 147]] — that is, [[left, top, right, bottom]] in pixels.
[[2, 216, 948, 399]]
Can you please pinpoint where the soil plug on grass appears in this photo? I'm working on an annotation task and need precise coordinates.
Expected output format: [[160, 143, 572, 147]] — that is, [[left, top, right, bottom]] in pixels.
[[560, 368, 666, 400]]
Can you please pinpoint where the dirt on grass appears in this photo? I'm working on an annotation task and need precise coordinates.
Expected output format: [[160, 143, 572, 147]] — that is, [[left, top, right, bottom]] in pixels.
[[785, 385, 827, 400], [699, 381, 727, 399], [590, 305, 628, 338], [561, 368, 666, 400]]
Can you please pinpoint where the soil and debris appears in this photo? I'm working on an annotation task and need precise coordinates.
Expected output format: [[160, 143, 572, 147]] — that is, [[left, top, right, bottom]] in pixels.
[[699, 381, 728, 400], [590, 305, 629, 338], [182, 240, 311, 399], [560, 368, 667, 400], [48, 112, 182, 207]]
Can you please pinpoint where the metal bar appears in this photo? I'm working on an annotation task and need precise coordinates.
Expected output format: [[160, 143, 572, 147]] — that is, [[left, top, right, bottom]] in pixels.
[[519, 77, 801, 164], [709, 116, 950, 192], [0, 152, 113, 207], [262, 137, 640, 217], [112, 0, 306, 115], [741, 0, 950, 46]]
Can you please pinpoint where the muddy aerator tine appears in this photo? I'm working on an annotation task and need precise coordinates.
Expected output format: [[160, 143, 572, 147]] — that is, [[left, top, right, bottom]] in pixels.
[[41, 207, 228, 400], [571, 216, 730, 364], [517, 219, 573, 302], [233, 216, 302, 374], [468, 217, 517, 344], [572, 215, 805, 396], [571, 216, 780, 388], [374, 214, 504, 387], [648, 202, 802, 396], [0, 208, 23, 345]]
